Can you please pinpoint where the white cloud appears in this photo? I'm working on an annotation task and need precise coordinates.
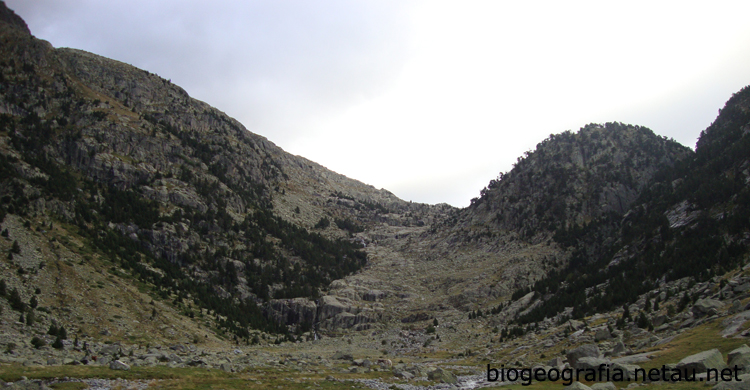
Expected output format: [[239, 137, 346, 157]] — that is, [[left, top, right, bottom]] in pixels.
[[7, 0, 750, 207]]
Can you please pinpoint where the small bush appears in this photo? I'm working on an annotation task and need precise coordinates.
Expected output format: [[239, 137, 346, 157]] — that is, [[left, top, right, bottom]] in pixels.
[[314, 217, 330, 229], [8, 288, 25, 312], [48, 323, 58, 336], [31, 337, 46, 349]]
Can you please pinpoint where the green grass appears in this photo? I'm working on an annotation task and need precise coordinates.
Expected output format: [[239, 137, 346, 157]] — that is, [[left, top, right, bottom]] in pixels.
[[643, 319, 748, 370], [0, 364, 377, 390], [49, 382, 88, 390], [498, 382, 709, 390]]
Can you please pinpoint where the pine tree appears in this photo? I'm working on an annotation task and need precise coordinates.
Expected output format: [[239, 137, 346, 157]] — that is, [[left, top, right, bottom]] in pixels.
[[52, 336, 64, 349], [637, 311, 650, 329], [48, 323, 59, 336], [8, 288, 25, 312]]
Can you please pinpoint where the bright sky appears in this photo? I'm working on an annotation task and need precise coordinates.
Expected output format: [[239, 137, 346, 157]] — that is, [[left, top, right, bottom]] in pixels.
[[8, 1, 750, 206]]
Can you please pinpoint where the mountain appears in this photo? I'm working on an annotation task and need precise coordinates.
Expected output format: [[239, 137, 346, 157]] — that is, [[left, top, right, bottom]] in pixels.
[[0, 0, 431, 344], [510, 86, 750, 325], [2, 2, 750, 380], [359, 122, 694, 315]]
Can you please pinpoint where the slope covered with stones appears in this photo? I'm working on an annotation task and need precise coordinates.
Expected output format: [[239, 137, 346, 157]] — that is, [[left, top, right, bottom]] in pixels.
[[0, 0, 426, 343]]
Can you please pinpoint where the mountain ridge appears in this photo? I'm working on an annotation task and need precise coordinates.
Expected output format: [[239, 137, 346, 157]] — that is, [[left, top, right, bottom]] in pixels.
[[1, 3, 750, 382]]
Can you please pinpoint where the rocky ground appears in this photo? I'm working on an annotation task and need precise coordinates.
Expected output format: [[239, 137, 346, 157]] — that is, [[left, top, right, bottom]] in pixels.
[[3, 258, 750, 389]]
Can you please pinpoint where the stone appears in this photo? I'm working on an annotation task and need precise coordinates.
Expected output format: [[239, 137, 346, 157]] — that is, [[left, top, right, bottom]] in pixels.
[[548, 357, 564, 368], [713, 374, 750, 390], [729, 300, 742, 314], [591, 382, 617, 390], [722, 311, 750, 337], [393, 369, 414, 379], [109, 360, 130, 371], [99, 344, 121, 356], [406, 365, 424, 377], [4, 379, 52, 390], [564, 382, 593, 390], [568, 320, 585, 331], [677, 349, 727, 374], [331, 351, 353, 361], [652, 315, 668, 327], [611, 362, 641, 381], [728, 345, 750, 373], [574, 357, 611, 370], [567, 344, 601, 367], [427, 367, 457, 384], [609, 341, 630, 357], [169, 344, 187, 353], [595, 328, 612, 341], [693, 299, 724, 318], [363, 290, 387, 301]]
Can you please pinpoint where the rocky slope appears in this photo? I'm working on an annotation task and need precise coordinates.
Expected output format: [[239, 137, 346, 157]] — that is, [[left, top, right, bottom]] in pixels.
[[329, 123, 693, 319], [2, 6, 750, 386], [0, 0, 438, 346]]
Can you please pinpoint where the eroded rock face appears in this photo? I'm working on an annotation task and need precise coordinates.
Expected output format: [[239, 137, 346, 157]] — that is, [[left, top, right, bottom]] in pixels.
[[263, 294, 380, 331], [266, 298, 318, 326]]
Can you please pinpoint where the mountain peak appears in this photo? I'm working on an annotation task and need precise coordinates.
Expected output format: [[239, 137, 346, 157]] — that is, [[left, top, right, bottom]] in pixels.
[[0, 1, 30, 35]]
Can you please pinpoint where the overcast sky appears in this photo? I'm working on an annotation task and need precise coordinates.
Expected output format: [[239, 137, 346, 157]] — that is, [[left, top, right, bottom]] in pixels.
[[7, 1, 750, 207]]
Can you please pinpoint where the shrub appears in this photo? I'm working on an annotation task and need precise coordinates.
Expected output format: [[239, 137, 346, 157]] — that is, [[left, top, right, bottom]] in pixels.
[[48, 323, 58, 336], [314, 217, 330, 229], [31, 337, 45, 349], [8, 288, 25, 312]]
